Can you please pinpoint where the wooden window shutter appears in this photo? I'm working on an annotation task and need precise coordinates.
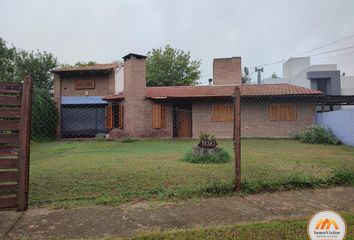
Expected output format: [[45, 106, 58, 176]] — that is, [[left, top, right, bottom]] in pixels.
[[269, 104, 297, 121], [118, 105, 124, 129], [161, 105, 167, 129], [152, 103, 162, 129], [287, 105, 297, 121], [212, 105, 233, 121], [105, 105, 113, 129]]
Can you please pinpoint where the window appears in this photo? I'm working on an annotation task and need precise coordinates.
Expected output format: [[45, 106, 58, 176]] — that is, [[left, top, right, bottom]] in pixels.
[[269, 104, 297, 121], [105, 104, 124, 129], [212, 105, 233, 122], [152, 103, 167, 129], [75, 80, 95, 90]]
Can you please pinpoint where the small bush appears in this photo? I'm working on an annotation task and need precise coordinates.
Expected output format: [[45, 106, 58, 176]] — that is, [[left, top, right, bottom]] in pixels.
[[294, 125, 340, 145], [182, 148, 231, 164]]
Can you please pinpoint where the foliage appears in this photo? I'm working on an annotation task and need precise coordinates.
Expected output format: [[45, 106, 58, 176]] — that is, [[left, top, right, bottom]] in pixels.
[[241, 74, 252, 84], [31, 89, 58, 141], [146, 45, 201, 86], [74, 61, 97, 67], [0, 38, 17, 82], [0, 37, 58, 141], [182, 149, 231, 164], [271, 72, 278, 78], [15, 49, 58, 90], [198, 132, 216, 142], [294, 125, 340, 145]]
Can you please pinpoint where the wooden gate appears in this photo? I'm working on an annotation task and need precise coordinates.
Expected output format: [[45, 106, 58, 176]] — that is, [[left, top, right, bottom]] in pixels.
[[0, 77, 33, 211]]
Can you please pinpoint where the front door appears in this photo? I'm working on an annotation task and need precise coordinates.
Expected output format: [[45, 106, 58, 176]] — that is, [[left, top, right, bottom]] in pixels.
[[174, 105, 192, 138]]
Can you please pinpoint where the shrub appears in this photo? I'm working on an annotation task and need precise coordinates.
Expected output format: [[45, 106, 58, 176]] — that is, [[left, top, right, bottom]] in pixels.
[[182, 148, 231, 164], [31, 89, 58, 141], [294, 125, 340, 145]]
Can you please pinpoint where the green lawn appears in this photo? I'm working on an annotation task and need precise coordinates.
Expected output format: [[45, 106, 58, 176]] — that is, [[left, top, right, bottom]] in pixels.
[[113, 213, 354, 240], [29, 139, 354, 208]]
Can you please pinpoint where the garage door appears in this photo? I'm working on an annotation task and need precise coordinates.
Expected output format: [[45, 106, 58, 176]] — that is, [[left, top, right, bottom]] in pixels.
[[61, 105, 108, 138]]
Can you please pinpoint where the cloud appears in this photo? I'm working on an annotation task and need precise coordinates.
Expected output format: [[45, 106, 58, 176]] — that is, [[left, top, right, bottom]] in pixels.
[[1, 0, 353, 83]]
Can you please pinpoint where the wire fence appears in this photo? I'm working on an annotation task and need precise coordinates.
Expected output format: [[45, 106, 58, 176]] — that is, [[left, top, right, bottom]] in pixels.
[[25, 91, 354, 208]]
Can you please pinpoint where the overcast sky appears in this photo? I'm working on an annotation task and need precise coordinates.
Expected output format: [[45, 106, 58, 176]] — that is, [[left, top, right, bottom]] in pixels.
[[1, 0, 354, 84]]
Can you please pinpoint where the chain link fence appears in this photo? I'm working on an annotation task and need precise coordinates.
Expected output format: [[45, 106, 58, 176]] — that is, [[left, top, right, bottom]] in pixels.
[[28, 92, 354, 208]]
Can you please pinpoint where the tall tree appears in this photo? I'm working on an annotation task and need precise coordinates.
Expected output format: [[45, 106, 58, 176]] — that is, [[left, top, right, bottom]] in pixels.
[[16, 49, 58, 91], [0, 38, 17, 82], [146, 45, 201, 86]]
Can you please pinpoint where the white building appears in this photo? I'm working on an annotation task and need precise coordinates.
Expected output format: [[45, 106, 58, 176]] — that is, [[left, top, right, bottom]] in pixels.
[[262, 57, 354, 96]]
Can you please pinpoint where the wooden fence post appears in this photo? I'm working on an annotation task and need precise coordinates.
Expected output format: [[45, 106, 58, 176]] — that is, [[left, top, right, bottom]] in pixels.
[[233, 86, 241, 192], [17, 76, 33, 211]]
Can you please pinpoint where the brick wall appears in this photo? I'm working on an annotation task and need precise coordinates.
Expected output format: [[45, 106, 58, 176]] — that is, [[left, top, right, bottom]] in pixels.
[[213, 57, 242, 86], [60, 72, 110, 96], [192, 98, 316, 138]]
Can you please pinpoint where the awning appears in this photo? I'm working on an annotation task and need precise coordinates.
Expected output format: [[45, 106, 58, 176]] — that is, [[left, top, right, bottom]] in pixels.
[[61, 96, 108, 105]]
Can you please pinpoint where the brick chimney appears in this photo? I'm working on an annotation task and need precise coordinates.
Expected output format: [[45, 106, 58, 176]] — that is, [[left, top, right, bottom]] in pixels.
[[122, 53, 148, 136], [213, 57, 241, 85]]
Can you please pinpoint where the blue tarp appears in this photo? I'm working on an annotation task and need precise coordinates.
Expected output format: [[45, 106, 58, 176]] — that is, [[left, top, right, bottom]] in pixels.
[[61, 96, 108, 105]]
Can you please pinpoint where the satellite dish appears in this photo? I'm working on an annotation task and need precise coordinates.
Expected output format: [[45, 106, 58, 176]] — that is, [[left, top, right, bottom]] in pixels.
[[244, 67, 249, 75]]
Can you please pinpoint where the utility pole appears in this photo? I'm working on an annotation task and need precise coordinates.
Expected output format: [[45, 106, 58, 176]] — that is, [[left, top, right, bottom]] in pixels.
[[255, 67, 264, 84]]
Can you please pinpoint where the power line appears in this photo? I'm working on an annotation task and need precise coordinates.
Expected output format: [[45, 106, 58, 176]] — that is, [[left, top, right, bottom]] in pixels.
[[253, 45, 354, 69], [297, 33, 354, 55], [307, 45, 354, 57], [312, 50, 354, 60], [253, 33, 354, 68]]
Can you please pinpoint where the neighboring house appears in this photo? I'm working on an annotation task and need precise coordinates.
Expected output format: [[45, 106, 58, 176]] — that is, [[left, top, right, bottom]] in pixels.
[[53, 53, 321, 139], [262, 57, 354, 96], [52, 63, 119, 137]]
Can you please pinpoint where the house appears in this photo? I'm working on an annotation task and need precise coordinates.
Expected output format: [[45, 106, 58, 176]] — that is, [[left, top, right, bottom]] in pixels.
[[53, 53, 321, 139], [262, 57, 354, 97], [52, 63, 119, 137]]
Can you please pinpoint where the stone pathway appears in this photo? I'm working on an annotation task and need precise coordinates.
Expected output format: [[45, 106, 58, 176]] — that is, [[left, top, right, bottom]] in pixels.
[[1, 187, 354, 240]]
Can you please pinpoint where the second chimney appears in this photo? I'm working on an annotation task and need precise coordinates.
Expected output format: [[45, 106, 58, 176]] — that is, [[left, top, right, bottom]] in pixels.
[[213, 57, 241, 86]]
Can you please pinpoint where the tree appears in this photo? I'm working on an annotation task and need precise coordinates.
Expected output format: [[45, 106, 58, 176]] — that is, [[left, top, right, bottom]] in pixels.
[[0, 38, 17, 82], [15, 49, 58, 91], [146, 45, 201, 86], [0, 37, 58, 141], [242, 74, 252, 84], [271, 72, 278, 79]]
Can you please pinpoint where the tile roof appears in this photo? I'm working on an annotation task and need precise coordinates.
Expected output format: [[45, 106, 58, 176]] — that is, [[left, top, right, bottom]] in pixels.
[[52, 63, 119, 73], [145, 84, 322, 98], [102, 93, 124, 101]]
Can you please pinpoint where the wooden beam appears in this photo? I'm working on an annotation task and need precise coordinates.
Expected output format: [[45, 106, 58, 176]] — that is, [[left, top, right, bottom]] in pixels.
[[0, 108, 21, 118], [0, 120, 20, 131], [233, 86, 241, 192], [0, 197, 17, 208], [0, 95, 21, 105], [0, 133, 19, 144], [17, 76, 33, 211]]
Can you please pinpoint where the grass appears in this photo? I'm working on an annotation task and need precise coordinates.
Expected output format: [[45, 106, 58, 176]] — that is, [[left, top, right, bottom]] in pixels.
[[29, 138, 354, 208], [111, 213, 354, 240]]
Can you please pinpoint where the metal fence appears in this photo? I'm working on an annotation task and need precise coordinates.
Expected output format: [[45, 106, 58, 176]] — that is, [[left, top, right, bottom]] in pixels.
[[6, 86, 354, 209]]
